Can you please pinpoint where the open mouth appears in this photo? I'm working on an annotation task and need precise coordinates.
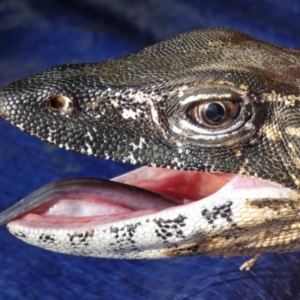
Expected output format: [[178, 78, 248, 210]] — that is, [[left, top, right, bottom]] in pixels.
[[0, 166, 294, 230], [1, 165, 298, 263]]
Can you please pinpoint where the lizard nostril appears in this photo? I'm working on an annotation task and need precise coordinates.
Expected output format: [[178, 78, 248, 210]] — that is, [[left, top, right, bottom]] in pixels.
[[47, 95, 69, 110], [43, 94, 78, 117]]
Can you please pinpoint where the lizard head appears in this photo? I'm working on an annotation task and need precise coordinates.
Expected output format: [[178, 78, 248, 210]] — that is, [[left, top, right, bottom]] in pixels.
[[1, 28, 300, 189], [1, 28, 300, 264]]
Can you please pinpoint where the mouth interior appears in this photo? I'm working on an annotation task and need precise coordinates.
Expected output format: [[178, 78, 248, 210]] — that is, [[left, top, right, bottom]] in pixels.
[[4, 166, 292, 229], [112, 167, 230, 202], [41, 169, 229, 217], [4, 167, 231, 227]]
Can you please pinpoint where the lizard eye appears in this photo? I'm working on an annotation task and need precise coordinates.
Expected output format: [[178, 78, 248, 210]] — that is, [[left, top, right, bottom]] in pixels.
[[188, 100, 240, 128], [168, 89, 257, 147]]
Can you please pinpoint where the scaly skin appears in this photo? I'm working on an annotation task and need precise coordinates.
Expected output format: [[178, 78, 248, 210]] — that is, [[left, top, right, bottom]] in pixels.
[[1, 28, 300, 269]]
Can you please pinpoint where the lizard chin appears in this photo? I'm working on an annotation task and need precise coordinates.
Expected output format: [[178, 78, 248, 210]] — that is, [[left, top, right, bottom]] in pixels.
[[3, 166, 294, 229]]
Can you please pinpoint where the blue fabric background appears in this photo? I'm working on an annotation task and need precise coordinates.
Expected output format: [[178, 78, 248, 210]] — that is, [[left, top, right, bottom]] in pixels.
[[1, 1, 300, 299]]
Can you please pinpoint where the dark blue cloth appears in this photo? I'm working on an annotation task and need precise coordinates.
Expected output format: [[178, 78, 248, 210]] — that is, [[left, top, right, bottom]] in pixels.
[[1, 1, 300, 299]]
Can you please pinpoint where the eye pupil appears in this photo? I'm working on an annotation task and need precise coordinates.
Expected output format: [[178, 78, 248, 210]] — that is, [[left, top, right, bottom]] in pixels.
[[205, 102, 225, 123]]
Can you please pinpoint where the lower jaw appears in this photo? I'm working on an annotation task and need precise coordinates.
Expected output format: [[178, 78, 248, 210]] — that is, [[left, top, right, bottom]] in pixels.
[[5, 166, 298, 260]]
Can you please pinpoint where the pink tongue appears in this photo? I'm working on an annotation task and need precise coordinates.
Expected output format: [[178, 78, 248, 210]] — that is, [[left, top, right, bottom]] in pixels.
[[113, 166, 229, 201]]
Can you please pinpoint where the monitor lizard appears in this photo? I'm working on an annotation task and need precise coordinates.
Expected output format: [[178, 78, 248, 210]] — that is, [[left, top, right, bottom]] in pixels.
[[0, 28, 300, 270]]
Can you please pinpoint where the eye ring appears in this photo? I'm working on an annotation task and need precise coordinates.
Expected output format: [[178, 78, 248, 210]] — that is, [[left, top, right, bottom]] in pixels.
[[188, 100, 240, 128]]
